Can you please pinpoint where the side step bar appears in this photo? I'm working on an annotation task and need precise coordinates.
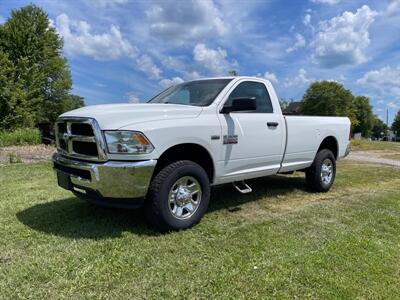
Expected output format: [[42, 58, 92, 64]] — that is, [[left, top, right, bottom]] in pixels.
[[233, 181, 252, 194]]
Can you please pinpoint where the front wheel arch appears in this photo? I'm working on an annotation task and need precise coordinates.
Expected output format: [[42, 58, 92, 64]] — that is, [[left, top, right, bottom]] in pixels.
[[153, 143, 215, 183]]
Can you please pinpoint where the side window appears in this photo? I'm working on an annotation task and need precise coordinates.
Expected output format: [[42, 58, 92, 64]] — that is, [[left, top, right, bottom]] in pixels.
[[224, 81, 273, 113]]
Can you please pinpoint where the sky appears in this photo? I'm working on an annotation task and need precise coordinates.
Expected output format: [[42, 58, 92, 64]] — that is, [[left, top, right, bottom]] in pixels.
[[1, 0, 400, 123]]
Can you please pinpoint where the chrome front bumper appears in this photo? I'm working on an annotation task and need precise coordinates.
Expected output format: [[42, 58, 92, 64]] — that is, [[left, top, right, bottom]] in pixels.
[[53, 153, 156, 199]]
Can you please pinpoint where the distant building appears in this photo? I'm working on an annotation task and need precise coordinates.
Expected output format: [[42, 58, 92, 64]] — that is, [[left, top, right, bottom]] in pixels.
[[387, 130, 396, 141], [282, 102, 301, 115]]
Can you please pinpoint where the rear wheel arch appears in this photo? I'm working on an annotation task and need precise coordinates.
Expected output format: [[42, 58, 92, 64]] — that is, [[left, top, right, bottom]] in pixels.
[[317, 136, 338, 159]]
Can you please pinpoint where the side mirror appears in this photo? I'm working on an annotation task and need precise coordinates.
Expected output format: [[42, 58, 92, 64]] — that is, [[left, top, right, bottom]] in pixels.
[[221, 97, 257, 113]]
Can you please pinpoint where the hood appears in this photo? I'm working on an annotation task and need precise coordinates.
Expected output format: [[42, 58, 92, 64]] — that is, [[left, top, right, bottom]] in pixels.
[[60, 103, 203, 129]]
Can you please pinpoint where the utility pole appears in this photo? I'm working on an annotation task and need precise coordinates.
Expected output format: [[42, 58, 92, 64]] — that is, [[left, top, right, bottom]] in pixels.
[[384, 108, 389, 142], [387, 108, 389, 127]]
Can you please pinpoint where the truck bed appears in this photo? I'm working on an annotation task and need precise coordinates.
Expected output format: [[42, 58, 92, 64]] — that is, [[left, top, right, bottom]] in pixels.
[[279, 115, 351, 172]]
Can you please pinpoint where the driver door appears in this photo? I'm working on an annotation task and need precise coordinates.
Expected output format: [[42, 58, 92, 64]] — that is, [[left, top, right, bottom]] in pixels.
[[217, 80, 284, 182]]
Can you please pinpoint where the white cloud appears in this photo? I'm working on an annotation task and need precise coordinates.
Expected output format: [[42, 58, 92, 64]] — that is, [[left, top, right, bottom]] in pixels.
[[312, 5, 377, 68], [92, 0, 128, 7], [193, 43, 235, 76], [385, 0, 400, 16], [286, 33, 306, 53], [378, 99, 385, 104], [262, 72, 279, 83], [127, 93, 140, 103], [388, 101, 399, 109], [357, 66, 400, 99], [159, 77, 184, 88], [303, 14, 311, 26], [161, 56, 185, 70], [311, 0, 340, 5], [136, 54, 163, 80], [55, 14, 136, 60], [185, 71, 202, 80], [146, 0, 228, 44], [284, 69, 314, 87]]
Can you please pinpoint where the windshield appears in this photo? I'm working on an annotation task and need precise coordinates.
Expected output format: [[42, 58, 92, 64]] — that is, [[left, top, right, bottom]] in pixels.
[[148, 79, 232, 106]]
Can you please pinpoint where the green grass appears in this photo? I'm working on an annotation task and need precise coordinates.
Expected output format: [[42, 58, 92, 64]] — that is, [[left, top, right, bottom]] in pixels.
[[7, 153, 23, 164], [0, 128, 41, 147], [1, 161, 400, 299], [382, 154, 400, 161], [350, 139, 400, 151]]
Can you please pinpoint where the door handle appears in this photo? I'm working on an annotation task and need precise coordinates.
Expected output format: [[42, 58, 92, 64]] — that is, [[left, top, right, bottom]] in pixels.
[[267, 122, 279, 128]]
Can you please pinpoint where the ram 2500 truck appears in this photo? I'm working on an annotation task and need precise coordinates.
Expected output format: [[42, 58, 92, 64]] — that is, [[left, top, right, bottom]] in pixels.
[[53, 77, 351, 231]]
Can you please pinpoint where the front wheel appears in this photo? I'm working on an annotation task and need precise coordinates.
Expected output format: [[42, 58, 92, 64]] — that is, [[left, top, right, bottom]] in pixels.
[[306, 149, 336, 192], [145, 160, 210, 231]]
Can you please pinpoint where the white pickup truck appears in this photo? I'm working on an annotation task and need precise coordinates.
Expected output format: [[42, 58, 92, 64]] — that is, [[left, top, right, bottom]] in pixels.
[[53, 76, 351, 231]]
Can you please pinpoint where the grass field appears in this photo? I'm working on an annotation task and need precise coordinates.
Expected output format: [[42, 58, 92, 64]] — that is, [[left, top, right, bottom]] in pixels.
[[351, 139, 400, 151], [1, 161, 400, 299], [382, 154, 400, 161]]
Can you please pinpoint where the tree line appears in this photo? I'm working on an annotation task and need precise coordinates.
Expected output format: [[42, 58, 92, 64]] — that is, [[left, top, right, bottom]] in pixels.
[[297, 81, 398, 140], [0, 5, 84, 131], [1, 5, 399, 140]]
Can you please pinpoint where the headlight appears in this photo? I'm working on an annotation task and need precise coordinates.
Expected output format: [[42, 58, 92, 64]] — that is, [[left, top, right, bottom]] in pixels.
[[104, 131, 154, 154]]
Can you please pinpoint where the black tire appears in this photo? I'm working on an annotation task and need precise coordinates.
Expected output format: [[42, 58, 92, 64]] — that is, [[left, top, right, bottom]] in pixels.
[[145, 160, 210, 231], [306, 149, 336, 192]]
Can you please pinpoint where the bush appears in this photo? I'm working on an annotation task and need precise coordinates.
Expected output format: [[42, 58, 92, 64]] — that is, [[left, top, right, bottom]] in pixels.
[[0, 128, 41, 147], [8, 153, 23, 164]]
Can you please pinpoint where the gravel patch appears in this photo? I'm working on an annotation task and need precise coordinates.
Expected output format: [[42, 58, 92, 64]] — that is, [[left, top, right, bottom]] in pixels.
[[345, 151, 400, 168], [0, 145, 55, 165]]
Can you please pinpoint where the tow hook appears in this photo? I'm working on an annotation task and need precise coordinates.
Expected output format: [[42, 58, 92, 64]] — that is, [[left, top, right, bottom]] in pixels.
[[233, 181, 252, 194]]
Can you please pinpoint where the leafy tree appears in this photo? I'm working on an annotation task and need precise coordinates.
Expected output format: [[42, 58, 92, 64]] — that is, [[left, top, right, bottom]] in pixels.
[[228, 70, 239, 76], [0, 51, 34, 129], [352, 96, 374, 137], [62, 95, 85, 114], [0, 5, 84, 130], [371, 116, 388, 140], [392, 110, 400, 137], [299, 81, 357, 127]]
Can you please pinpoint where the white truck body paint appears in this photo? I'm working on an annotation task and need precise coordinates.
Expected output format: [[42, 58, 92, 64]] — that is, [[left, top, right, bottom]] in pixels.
[[61, 76, 351, 185]]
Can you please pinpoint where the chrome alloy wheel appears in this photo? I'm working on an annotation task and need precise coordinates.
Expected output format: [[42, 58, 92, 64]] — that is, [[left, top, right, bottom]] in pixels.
[[168, 176, 202, 220], [321, 158, 333, 185]]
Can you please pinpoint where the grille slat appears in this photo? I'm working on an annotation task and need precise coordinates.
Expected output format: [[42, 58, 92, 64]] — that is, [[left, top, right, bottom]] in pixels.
[[58, 123, 66, 133], [56, 119, 105, 161], [72, 141, 98, 156], [71, 123, 94, 136]]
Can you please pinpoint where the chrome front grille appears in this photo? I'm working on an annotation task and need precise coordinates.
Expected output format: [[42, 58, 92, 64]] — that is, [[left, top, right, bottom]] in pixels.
[[55, 118, 107, 161]]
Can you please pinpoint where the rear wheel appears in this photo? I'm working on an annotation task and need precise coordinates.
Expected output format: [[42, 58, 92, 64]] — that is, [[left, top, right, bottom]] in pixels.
[[306, 149, 336, 192], [145, 160, 210, 231]]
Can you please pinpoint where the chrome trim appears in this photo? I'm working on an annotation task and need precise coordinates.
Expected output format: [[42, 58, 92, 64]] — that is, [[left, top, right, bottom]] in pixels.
[[321, 158, 333, 185], [53, 153, 157, 199], [168, 176, 202, 220], [55, 117, 108, 162]]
